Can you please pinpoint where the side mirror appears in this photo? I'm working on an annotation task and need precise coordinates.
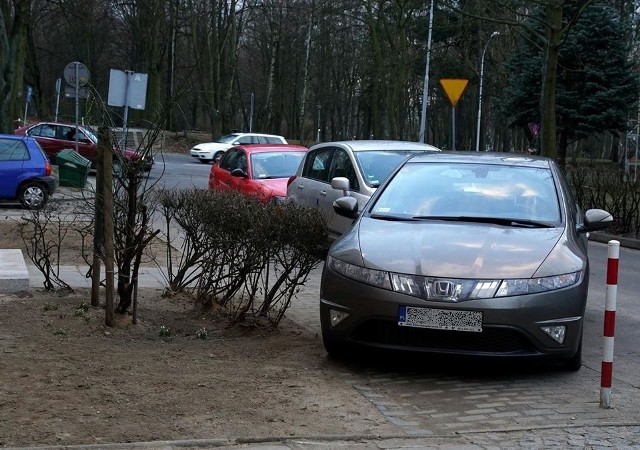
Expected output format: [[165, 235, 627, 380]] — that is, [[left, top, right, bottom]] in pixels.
[[580, 208, 613, 232], [331, 177, 350, 196], [230, 168, 248, 178], [333, 196, 359, 219]]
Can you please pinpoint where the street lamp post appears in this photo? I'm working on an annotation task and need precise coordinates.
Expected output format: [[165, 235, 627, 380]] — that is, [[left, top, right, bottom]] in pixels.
[[316, 105, 321, 142], [475, 31, 500, 152]]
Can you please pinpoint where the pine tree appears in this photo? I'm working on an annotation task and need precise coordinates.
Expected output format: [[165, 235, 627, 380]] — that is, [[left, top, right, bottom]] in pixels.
[[500, 1, 639, 164]]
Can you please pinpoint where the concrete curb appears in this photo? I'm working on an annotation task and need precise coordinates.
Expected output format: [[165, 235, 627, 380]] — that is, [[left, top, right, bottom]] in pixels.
[[589, 231, 640, 250]]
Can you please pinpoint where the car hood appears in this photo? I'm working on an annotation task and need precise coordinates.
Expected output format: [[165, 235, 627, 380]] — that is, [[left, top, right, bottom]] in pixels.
[[194, 142, 231, 151], [255, 178, 288, 197], [332, 218, 586, 279]]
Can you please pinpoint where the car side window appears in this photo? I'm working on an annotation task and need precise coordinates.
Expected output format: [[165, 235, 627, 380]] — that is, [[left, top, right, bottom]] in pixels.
[[264, 137, 284, 144], [220, 148, 247, 173], [328, 149, 359, 191], [302, 148, 333, 182], [220, 148, 241, 171], [29, 124, 56, 138], [235, 136, 255, 144], [0, 139, 29, 161], [59, 126, 76, 141]]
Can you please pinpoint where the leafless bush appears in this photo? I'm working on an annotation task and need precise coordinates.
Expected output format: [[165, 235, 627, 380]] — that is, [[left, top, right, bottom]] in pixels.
[[157, 189, 330, 326], [17, 202, 75, 291], [567, 165, 640, 236]]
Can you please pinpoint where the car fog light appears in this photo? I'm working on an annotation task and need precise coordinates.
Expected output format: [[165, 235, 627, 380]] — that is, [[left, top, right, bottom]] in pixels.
[[540, 325, 566, 344], [329, 309, 349, 328]]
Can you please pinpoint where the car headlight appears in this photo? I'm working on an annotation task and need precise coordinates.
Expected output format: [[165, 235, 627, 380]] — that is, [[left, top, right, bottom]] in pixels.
[[328, 256, 580, 301], [495, 272, 580, 297], [269, 195, 286, 205], [328, 256, 391, 289]]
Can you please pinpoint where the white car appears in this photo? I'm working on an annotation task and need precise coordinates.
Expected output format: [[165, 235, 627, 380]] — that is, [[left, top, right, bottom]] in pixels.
[[286, 140, 440, 240], [189, 132, 287, 163]]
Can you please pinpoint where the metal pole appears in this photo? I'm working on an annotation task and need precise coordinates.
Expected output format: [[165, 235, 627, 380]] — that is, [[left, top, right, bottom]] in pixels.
[[452, 106, 456, 151], [122, 71, 132, 152], [249, 92, 254, 132], [600, 240, 619, 409], [635, 106, 639, 181], [74, 62, 79, 153], [54, 78, 61, 122], [475, 32, 500, 152], [316, 105, 321, 142], [418, 0, 435, 143]]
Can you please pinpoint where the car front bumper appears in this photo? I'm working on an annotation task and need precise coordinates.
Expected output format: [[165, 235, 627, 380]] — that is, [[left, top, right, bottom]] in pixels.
[[320, 264, 587, 359], [189, 149, 213, 160]]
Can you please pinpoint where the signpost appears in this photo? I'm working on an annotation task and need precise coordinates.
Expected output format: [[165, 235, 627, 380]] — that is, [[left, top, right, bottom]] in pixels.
[[439, 78, 468, 150], [63, 61, 91, 152], [23, 86, 33, 124], [108, 69, 148, 151]]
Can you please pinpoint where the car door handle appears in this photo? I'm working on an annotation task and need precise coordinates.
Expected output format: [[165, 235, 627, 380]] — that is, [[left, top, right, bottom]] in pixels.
[[320, 191, 327, 196], [297, 184, 303, 189]]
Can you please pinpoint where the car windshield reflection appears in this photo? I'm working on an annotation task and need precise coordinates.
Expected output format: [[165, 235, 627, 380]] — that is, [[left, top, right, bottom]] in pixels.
[[371, 162, 562, 225]]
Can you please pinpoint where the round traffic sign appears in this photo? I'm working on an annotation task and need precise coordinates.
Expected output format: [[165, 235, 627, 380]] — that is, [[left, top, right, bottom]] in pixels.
[[64, 61, 90, 86]]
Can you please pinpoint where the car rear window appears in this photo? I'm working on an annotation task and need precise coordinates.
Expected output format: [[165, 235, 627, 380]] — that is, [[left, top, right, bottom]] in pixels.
[[0, 138, 29, 161]]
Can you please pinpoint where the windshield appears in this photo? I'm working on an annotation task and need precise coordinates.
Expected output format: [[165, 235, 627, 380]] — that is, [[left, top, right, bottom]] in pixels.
[[354, 150, 428, 187], [79, 126, 98, 143], [251, 151, 306, 179], [371, 162, 562, 224]]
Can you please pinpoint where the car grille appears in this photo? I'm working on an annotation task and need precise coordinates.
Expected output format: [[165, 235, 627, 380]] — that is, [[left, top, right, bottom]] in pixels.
[[351, 320, 537, 354]]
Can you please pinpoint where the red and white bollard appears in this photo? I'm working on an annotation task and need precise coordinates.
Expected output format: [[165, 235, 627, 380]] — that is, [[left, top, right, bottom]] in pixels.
[[600, 240, 619, 409]]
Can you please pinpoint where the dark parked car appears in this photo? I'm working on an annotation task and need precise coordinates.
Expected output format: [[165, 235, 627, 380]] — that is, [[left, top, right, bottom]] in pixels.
[[0, 134, 57, 209], [321, 152, 613, 370], [14, 122, 153, 171]]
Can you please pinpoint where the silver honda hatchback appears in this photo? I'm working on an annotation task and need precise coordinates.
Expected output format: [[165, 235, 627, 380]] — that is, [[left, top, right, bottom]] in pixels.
[[320, 152, 613, 370]]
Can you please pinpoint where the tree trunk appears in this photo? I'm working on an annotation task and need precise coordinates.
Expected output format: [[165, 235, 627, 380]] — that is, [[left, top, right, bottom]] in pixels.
[[0, 1, 30, 133], [540, 1, 562, 165]]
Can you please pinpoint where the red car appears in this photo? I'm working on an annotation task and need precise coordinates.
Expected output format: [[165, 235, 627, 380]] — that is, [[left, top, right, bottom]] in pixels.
[[14, 122, 153, 171], [209, 144, 308, 204]]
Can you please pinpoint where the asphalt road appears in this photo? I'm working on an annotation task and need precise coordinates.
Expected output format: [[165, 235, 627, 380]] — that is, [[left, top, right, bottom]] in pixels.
[[144, 152, 212, 190]]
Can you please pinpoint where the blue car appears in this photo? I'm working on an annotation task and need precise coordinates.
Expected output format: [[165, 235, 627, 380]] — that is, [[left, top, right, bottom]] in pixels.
[[0, 134, 57, 209]]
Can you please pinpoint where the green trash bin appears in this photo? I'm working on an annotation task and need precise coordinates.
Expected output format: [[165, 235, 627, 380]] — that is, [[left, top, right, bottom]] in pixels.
[[56, 149, 91, 188]]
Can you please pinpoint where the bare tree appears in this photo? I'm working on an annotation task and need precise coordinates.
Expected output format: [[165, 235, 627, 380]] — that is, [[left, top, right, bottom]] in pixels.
[[0, 0, 32, 132]]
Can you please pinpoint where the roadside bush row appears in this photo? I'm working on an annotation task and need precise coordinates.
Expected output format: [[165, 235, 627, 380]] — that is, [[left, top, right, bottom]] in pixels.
[[158, 188, 330, 326], [566, 164, 640, 237]]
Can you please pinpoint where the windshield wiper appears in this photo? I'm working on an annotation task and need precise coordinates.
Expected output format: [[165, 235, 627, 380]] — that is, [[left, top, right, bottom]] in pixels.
[[369, 213, 420, 222], [412, 216, 555, 228]]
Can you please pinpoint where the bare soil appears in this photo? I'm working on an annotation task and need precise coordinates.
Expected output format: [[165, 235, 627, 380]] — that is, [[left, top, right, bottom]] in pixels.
[[0, 220, 394, 448]]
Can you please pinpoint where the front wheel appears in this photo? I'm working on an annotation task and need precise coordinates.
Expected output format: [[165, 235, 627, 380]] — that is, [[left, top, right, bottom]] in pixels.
[[19, 182, 48, 209], [561, 338, 582, 372], [322, 335, 351, 360]]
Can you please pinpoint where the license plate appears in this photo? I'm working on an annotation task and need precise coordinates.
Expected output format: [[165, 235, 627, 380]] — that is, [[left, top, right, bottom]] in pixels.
[[398, 305, 482, 332]]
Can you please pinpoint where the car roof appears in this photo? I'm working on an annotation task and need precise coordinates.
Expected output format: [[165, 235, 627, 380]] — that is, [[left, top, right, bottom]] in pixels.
[[228, 132, 286, 138], [407, 151, 554, 169], [231, 144, 307, 154], [0, 133, 31, 141], [310, 140, 440, 152]]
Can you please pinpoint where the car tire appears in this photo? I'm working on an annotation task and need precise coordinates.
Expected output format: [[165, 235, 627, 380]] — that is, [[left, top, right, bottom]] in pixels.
[[561, 338, 582, 372], [19, 182, 48, 210], [322, 335, 350, 360]]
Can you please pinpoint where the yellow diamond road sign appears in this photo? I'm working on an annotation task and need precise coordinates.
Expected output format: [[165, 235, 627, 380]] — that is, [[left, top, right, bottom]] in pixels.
[[440, 78, 469, 107]]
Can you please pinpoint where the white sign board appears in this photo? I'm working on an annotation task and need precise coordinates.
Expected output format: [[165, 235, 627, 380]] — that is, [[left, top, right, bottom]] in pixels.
[[108, 69, 148, 110]]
